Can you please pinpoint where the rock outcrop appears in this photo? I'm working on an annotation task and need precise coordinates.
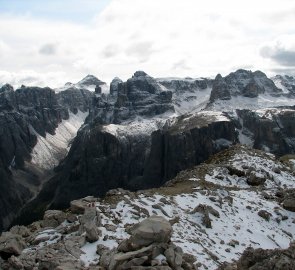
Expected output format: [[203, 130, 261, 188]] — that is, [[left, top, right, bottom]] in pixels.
[[209, 69, 281, 103], [234, 108, 295, 156], [219, 242, 295, 270], [102, 216, 196, 270]]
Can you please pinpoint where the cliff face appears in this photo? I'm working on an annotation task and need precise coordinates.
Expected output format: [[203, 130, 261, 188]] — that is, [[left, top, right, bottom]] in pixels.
[[0, 83, 94, 231], [235, 108, 295, 156], [18, 111, 237, 223]]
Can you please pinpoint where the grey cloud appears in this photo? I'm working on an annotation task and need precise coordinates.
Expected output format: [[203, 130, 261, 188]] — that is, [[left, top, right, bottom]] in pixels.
[[261, 46, 295, 67], [125, 41, 154, 60], [270, 67, 295, 76], [39, 43, 57, 55], [172, 59, 191, 71], [102, 44, 119, 58]]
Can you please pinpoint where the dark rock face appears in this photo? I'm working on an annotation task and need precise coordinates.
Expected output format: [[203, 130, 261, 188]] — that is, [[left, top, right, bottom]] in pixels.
[[235, 108, 295, 155], [158, 78, 212, 94], [19, 112, 237, 220], [110, 77, 123, 96], [242, 80, 260, 98], [0, 84, 93, 232], [209, 70, 281, 103], [0, 160, 32, 232], [90, 71, 174, 124], [57, 88, 94, 113], [210, 74, 231, 102]]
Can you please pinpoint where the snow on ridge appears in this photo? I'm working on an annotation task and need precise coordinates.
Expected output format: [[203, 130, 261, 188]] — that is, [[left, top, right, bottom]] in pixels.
[[30, 110, 88, 170], [272, 76, 291, 94], [156, 77, 209, 82], [197, 110, 230, 122], [208, 94, 295, 112], [102, 118, 166, 138]]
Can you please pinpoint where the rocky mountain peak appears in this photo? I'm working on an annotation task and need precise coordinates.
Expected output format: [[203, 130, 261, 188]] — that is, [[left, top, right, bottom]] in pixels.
[[78, 74, 105, 87], [0, 83, 14, 93], [133, 70, 148, 78], [209, 73, 231, 102], [110, 77, 123, 96]]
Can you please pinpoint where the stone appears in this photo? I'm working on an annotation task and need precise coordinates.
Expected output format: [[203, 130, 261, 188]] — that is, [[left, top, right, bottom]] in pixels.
[[9, 226, 31, 238], [121, 256, 149, 269], [247, 172, 266, 186], [258, 210, 272, 221], [0, 232, 26, 258], [234, 241, 295, 270], [43, 210, 66, 228], [7, 255, 23, 269], [282, 196, 295, 212], [70, 196, 95, 215], [119, 216, 172, 251], [85, 223, 101, 243]]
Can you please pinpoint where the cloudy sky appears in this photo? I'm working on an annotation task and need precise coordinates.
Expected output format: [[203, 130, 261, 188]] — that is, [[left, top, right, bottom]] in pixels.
[[0, 0, 294, 88]]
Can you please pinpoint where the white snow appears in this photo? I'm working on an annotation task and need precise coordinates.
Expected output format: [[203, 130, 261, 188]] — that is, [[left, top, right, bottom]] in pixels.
[[80, 242, 100, 267], [102, 117, 167, 138], [173, 87, 212, 114], [272, 77, 290, 94], [100, 83, 110, 94], [208, 94, 295, 112], [30, 110, 88, 170]]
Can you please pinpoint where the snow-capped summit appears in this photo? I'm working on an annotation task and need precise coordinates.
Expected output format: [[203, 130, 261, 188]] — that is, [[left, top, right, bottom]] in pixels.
[[56, 74, 109, 94]]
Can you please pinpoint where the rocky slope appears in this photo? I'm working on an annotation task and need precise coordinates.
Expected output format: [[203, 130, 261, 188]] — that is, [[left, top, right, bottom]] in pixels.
[[1, 145, 295, 269]]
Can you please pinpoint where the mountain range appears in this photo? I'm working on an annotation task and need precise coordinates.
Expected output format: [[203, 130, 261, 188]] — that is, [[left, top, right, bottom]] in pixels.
[[0, 69, 295, 269]]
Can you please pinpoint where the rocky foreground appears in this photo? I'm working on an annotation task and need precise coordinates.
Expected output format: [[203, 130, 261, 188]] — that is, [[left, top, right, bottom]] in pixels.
[[0, 145, 295, 269]]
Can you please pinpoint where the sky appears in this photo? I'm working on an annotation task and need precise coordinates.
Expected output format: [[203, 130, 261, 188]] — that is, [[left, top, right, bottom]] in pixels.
[[0, 0, 295, 88]]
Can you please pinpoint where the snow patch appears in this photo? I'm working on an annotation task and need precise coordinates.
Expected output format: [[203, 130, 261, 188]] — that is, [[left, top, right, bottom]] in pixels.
[[31, 110, 88, 170]]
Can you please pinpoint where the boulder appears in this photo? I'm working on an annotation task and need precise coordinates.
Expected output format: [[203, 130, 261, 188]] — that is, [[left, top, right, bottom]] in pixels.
[[247, 172, 266, 186], [258, 210, 272, 221], [119, 216, 172, 251], [79, 207, 101, 243], [283, 198, 295, 212], [85, 223, 100, 243], [43, 210, 66, 228], [70, 196, 97, 214], [0, 232, 26, 258]]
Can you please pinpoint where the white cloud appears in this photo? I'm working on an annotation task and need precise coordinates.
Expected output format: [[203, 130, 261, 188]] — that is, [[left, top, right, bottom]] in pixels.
[[0, 0, 295, 88]]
